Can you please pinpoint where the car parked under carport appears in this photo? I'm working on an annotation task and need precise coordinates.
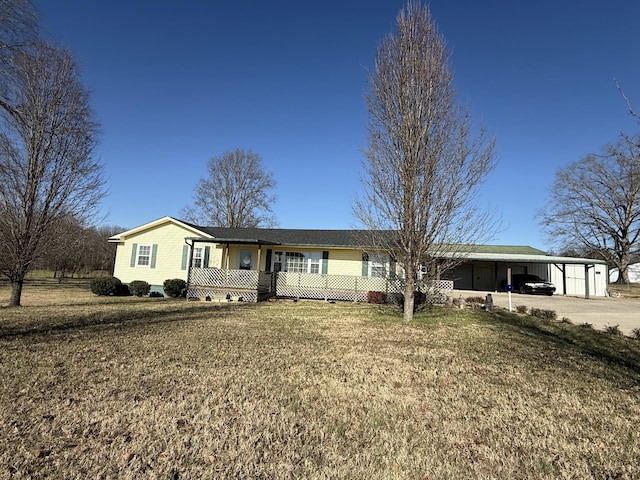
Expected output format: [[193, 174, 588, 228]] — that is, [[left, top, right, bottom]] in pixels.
[[505, 274, 556, 296]]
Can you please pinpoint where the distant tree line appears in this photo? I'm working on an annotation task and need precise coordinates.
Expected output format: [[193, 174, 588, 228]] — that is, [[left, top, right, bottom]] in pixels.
[[31, 221, 123, 280]]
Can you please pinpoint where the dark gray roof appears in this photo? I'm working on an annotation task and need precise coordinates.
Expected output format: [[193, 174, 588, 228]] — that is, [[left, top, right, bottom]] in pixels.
[[193, 226, 374, 248], [184, 221, 551, 256]]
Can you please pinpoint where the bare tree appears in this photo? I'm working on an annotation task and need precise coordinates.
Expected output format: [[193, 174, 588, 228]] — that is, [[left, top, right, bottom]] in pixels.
[[181, 148, 277, 227], [0, 41, 105, 306], [354, 2, 497, 322], [538, 134, 640, 284]]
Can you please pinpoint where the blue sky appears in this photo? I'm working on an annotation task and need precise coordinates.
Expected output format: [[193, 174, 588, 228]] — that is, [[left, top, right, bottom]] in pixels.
[[36, 1, 640, 251]]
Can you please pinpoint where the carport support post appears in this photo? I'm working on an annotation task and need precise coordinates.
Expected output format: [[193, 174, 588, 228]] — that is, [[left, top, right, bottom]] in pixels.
[[584, 264, 591, 299]]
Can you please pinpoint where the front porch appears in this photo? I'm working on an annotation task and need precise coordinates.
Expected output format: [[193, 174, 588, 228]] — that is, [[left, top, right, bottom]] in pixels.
[[186, 267, 453, 303], [187, 267, 275, 302]]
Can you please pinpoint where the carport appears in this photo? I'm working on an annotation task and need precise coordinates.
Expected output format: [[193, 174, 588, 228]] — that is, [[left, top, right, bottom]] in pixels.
[[442, 248, 609, 298]]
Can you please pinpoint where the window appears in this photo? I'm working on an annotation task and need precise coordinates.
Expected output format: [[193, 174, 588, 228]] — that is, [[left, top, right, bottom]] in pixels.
[[285, 252, 306, 273], [278, 251, 324, 274], [239, 250, 252, 270], [193, 247, 203, 268], [370, 254, 388, 278], [308, 252, 321, 274], [136, 244, 152, 267]]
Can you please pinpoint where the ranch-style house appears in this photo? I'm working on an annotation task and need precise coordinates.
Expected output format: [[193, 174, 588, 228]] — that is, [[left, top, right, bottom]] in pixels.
[[109, 217, 609, 301]]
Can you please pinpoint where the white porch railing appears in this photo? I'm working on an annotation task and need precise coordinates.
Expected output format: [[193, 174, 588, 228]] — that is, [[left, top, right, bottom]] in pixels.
[[275, 272, 452, 303], [187, 268, 274, 302], [187, 267, 453, 304], [189, 267, 259, 289]]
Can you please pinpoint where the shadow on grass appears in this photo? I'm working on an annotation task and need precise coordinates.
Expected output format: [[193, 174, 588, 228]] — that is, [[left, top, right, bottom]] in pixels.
[[0, 277, 92, 288], [0, 301, 258, 340], [489, 309, 640, 382]]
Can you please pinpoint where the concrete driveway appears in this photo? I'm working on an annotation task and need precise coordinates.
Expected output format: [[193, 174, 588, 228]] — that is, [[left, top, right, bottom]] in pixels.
[[455, 290, 640, 336]]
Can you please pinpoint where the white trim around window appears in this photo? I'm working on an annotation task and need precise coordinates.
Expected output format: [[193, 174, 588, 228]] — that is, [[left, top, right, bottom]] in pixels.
[[278, 251, 324, 274], [136, 244, 152, 268], [193, 247, 203, 268]]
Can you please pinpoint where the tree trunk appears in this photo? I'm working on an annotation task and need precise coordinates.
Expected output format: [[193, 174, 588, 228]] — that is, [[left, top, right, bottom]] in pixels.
[[403, 276, 415, 323], [9, 279, 24, 307], [616, 248, 631, 284], [617, 265, 631, 284]]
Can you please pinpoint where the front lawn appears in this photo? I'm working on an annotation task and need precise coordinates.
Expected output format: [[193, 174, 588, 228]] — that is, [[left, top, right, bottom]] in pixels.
[[1, 283, 639, 478]]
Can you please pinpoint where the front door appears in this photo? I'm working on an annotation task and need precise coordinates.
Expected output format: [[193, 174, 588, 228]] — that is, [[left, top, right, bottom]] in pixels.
[[272, 251, 283, 272]]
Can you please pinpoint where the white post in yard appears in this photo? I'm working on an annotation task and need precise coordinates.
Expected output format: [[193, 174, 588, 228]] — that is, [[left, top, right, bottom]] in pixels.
[[507, 267, 512, 312]]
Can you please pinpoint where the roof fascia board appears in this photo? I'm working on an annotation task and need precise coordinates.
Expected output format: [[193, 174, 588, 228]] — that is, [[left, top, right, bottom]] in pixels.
[[186, 237, 281, 246]]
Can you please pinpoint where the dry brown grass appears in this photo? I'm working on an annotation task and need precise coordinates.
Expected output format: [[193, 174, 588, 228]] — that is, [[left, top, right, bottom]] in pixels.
[[609, 282, 640, 299], [1, 281, 640, 478]]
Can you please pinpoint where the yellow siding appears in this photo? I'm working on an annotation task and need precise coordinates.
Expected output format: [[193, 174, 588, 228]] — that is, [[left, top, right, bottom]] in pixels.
[[324, 248, 363, 276], [113, 222, 195, 286], [224, 246, 269, 270], [218, 245, 363, 275]]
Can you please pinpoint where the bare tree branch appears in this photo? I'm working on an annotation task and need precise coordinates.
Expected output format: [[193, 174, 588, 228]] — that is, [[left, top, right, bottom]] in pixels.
[[615, 79, 640, 121], [0, 0, 38, 95], [0, 0, 37, 44]]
